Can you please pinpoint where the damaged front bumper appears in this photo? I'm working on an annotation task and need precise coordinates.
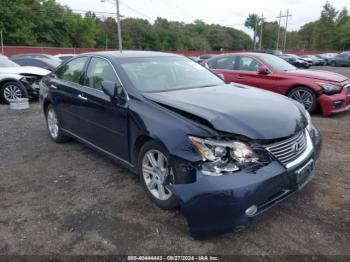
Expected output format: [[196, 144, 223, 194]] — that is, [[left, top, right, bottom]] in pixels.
[[20, 77, 41, 98], [168, 128, 322, 238]]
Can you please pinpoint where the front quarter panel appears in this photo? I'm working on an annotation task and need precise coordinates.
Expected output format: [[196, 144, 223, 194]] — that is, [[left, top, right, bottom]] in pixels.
[[128, 97, 214, 165]]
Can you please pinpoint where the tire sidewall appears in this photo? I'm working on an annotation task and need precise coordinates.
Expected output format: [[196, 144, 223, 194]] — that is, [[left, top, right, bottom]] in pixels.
[[0, 81, 28, 104], [138, 140, 178, 210]]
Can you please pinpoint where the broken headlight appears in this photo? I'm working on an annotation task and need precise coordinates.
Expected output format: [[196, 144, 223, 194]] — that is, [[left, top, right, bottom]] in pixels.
[[189, 136, 259, 176]]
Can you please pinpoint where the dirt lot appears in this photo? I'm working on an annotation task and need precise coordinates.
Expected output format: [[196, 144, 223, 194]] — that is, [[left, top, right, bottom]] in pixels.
[[0, 66, 349, 256]]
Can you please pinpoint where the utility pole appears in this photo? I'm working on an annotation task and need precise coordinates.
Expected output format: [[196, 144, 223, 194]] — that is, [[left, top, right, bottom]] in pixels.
[[0, 31, 4, 56], [253, 18, 258, 50], [259, 13, 265, 50], [115, 0, 122, 53], [283, 9, 292, 51], [101, 0, 122, 53], [276, 11, 282, 50]]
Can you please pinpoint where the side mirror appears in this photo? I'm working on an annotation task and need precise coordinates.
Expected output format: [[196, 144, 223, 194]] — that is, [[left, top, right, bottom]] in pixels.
[[102, 80, 117, 97], [257, 66, 270, 75]]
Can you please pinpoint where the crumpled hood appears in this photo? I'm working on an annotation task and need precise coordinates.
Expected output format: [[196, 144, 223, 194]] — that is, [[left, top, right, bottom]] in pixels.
[[143, 84, 307, 140], [285, 69, 348, 83], [0, 66, 50, 76]]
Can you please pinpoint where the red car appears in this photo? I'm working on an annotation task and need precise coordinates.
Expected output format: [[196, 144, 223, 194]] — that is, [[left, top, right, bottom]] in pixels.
[[203, 53, 350, 116]]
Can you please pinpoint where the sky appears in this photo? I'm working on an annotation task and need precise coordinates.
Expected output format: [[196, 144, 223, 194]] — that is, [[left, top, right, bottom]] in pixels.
[[56, 0, 350, 35]]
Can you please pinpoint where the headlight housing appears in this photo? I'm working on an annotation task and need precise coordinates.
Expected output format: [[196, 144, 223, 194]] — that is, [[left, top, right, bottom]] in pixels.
[[189, 136, 260, 176], [305, 110, 313, 133], [316, 82, 341, 94]]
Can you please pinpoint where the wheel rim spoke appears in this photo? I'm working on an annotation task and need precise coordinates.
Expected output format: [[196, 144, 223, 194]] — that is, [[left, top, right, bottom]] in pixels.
[[146, 152, 158, 168], [4, 85, 22, 100], [156, 180, 166, 199], [290, 90, 313, 110], [47, 109, 59, 138], [147, 177, 157, 190], [142, 150, 172, 201]]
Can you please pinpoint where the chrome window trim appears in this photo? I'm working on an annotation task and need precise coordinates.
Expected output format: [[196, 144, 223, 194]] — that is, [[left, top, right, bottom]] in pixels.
[[83, 55, 130, 101], [55, 55, 90, 85]]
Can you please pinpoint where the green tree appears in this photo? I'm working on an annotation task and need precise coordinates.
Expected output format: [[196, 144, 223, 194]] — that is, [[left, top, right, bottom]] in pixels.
[[245, 14, 260, 48], [314, 2, 338, 50]]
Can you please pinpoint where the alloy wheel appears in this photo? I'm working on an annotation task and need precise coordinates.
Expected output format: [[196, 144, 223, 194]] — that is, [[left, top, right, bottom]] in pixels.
[[142, 149, 172, 201], [3, 84, 22, 101], [288, 89, 314, 111], [47, 108, 59, 139]]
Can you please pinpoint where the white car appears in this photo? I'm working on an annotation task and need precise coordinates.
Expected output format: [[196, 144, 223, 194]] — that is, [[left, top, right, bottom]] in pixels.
[[54, 54, 75, 62], [0, 56, 50, 103]]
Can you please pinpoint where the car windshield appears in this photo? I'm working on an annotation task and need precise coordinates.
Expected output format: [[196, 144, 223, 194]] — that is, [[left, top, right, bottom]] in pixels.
[[120, 56, 224, 92], [258, 54, 296, 71], [0, 57, 20, 67]]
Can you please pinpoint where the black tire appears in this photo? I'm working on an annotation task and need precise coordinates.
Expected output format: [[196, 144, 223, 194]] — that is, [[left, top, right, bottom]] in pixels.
[[138, 140, 178, 210], [287, 86, 318, 114], [45, 104, 71, 143], [0, 81, 28, 104], [330, 61, 337, 67]]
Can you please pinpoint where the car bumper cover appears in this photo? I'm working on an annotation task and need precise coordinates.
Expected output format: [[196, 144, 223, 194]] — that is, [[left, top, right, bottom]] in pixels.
[[169, 128, 322, 237], [318, 87, 350, 115]]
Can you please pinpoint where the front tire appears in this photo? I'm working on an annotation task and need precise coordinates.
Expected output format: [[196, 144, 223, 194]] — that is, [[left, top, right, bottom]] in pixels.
[[45, 104, 70, 143], [330, 61, 337, 67], [138, 141, 178, 210], [288, 86, 318, 113], [0, 81, 28, 104]]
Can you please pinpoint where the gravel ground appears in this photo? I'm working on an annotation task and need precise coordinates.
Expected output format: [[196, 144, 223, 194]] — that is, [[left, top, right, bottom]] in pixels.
[[0, 66, 349, 256]]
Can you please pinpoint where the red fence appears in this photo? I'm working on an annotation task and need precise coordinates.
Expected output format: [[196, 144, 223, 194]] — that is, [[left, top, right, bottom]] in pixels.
[[1, 46, 338, 57]]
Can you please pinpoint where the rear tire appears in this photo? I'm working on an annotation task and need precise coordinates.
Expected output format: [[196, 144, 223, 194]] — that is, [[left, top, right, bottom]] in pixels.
[[288, 86, 318, 113], [138, 140, 178, 210], [0, 81, 28, 104], [45, 104, 71, 143]]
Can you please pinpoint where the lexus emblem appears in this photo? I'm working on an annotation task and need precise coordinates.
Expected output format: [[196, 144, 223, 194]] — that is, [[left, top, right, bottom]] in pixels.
[[293, 143, 301, 152]]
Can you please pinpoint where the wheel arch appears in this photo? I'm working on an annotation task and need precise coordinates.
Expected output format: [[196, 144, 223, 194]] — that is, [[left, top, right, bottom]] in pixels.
[[43, 99, 52, 116], [286, 84, 319, 96], [131, 134, 170, 168]]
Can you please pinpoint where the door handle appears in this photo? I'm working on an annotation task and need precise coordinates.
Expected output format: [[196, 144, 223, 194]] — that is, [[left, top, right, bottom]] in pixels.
[[50, 84, 58, 89], [237, 76, 245, 80], [77, 94, 88, 101]]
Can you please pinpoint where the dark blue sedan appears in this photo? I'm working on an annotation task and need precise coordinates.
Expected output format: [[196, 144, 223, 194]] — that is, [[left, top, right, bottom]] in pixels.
[[39, 51, 322, 238]]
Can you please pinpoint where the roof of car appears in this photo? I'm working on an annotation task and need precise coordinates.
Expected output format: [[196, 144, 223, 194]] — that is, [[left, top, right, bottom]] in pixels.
[[83, 50, 181, 59], [11, 53, 50, 57], [210, 52, 275, 58]]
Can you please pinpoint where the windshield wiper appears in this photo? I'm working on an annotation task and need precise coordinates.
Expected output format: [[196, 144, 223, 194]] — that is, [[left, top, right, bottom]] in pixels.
[[196, 84, 221, 88]]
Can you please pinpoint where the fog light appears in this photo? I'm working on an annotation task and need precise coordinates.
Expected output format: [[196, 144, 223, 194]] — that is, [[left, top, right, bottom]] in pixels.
[[245, 205, 258, 217], [333, 101, 342, 109]]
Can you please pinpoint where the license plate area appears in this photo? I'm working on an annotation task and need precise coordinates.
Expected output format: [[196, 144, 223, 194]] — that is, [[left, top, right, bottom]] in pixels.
[[296, 159, 315, 190]]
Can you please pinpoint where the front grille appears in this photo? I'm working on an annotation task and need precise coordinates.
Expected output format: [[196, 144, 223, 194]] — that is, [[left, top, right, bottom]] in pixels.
[[265, 131, 307, 166]]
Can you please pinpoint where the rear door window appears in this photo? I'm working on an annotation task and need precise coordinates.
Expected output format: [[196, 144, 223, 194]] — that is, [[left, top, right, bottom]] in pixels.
[[236, 56, 263, 72], [208, 56, 236, 70], [56, 57, 88, 84]]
